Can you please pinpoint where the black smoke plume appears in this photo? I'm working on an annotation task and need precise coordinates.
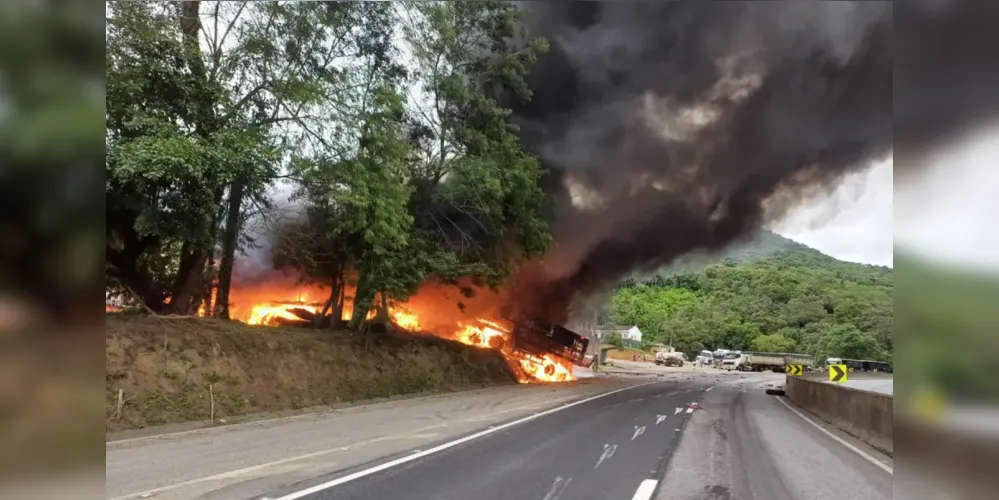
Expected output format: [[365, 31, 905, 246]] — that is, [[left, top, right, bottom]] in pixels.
[[507, 1, 999, 323]]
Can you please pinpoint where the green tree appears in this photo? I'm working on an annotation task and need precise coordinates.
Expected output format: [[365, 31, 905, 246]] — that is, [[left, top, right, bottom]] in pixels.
[[105, 1, 391, 314], [269, 0, 553, 331], [813, 323, 884, 361], [398, 0, 551, 286], [608, 332, 625, 349], [611, 285, 697, 343], [751, 333, 798, 353]]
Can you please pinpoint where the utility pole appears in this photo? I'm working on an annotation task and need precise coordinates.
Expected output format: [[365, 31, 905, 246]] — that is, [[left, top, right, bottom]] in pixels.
[[591, 309, 599, 373]]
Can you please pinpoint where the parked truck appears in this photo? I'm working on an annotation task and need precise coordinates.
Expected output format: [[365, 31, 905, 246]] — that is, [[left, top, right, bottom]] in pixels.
[[723, 351, 815, 372], [784, 353, 815, 370], [654, 348, 684, 367]]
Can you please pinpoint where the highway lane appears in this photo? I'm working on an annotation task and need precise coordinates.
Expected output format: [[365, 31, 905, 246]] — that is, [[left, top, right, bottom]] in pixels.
[[659, 374, 894, 500], [105, 380, 631, 500], [265, 380, 712, 500], [839, 378, 894, 395], [108, 369, 902, 500]]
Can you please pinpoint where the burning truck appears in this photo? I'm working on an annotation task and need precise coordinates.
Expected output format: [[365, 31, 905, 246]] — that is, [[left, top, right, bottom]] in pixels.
[[508, 316, 589, 368]]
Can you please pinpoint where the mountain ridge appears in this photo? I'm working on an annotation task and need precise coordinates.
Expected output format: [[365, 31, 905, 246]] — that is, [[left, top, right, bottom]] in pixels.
[[632, 229, 890, 284]]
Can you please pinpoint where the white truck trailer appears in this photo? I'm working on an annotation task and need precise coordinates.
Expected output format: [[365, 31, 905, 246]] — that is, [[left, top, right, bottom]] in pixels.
[[724, 352, 814, 372], [654, 348, 684, 367]]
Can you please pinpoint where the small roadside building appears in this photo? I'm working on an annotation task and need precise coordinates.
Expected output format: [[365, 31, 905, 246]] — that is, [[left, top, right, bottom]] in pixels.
[[594, 325, 643, 349]]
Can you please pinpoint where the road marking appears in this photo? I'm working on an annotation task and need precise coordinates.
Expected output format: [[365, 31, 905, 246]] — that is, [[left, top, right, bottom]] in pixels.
[[655, 415, 666, 425], [631, 479, 658, 500], [685, 407, 694, 414], [632, 426, 646, 440], [110, 430, 443, 500], [271, 382, 656, 500], [674, 407, 682, 415], [594, 444, 618, 468], [775, 396, 893, 475], [543, 476, 572, 500], [108, 447, 342, 500]]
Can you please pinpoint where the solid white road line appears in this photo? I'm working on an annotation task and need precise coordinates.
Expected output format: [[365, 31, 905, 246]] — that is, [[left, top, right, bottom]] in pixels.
[[631, 479, 659, 500], [272, 382, 658, 500], [775, 396, 893, 475]]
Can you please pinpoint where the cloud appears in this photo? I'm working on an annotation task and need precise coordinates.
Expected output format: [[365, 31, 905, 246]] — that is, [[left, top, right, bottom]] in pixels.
[[772, 158, 893, 267]]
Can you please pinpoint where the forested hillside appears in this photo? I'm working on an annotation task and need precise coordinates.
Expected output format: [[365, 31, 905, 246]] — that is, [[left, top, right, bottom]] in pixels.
[[609, 231, 893, 362]]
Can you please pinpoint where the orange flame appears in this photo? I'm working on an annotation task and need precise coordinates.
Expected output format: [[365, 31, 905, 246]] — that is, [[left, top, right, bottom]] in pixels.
[[214, 276, 576, 383]]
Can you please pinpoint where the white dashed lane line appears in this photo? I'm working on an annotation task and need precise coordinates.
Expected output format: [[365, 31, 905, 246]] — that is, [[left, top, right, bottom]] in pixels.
[[631, 479, 658, 500]]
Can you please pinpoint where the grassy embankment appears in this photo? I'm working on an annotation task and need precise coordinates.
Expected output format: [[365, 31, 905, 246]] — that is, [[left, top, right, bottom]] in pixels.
[[105, 313, 516, 433]]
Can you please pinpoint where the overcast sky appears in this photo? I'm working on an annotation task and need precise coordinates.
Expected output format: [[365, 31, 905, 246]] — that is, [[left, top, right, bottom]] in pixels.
[[771, 123, 999, 272], [770, 158, 894, 267]]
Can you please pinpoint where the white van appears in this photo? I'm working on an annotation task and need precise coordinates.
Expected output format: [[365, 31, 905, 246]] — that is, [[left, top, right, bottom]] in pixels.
[[696, 350, 713, 366]]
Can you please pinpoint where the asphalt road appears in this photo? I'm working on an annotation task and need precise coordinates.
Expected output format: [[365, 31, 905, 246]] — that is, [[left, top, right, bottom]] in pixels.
[[839, 378, 894, 395], [269, 380, 711, 500], [107, 369, 906, 500], [660, 375, 894, 500], [105, 380, 627, 500]]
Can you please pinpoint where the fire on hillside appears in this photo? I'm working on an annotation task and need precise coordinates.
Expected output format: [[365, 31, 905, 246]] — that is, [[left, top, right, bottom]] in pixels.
[[208, 275, 585, 383]]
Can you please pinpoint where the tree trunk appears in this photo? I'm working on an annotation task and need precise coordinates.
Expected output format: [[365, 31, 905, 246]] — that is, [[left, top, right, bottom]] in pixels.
[[167, 244, 208, 314], [207, 189, 228, 317], [202, 254, 216, 315], [107, 235, 169, 312], [351, 273, 375, 332], [215, 177, 245, 319], [374, 293, 390, 329], [315, 275, 341, 329], [332, 278, 346, 329]]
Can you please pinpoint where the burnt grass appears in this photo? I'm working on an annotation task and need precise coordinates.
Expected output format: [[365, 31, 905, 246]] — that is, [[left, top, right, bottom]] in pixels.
[[105, 313, 517, 432]]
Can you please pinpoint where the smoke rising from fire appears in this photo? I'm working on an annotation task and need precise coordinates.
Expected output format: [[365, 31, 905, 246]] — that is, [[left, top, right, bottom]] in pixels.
[[508, 2, 999, 323]]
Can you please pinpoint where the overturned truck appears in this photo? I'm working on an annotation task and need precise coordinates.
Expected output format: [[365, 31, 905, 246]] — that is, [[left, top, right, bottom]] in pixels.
[[509, 317, 590, 367]]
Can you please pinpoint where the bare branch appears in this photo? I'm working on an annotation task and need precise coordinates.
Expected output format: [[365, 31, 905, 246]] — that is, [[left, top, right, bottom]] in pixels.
[[216, 1, 247, 55]]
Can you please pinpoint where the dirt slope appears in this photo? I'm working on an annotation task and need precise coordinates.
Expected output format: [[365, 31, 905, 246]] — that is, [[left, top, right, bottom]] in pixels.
[[105, 314, 516, 432]]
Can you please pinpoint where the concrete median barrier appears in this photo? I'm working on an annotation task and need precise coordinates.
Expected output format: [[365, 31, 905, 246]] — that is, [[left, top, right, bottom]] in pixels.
[[785, 375, 893, 454]]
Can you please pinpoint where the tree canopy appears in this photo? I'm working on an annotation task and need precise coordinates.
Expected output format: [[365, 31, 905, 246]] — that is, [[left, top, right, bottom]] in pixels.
[[105, 1, 549, 326]]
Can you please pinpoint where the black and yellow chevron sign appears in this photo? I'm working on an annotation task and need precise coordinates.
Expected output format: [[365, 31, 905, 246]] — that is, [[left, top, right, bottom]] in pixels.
[[829, 364, 848, 383], [785, 364, 803, 376]]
